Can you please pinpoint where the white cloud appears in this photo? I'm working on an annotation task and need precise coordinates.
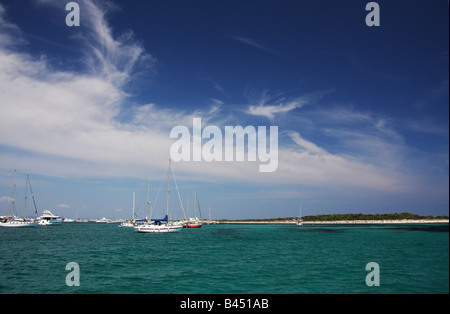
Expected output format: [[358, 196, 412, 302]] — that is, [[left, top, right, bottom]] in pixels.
[[276, 149, 401, 191], [0, 0, 425, 196], [0, 0, 170, 179], [57, 204, 71, 208], [246, 91, 308, 119], [0, 196, 12, 203], [81, 0, 155, 86], [0, 4, 27, 47], [288, 132, 326, 155]]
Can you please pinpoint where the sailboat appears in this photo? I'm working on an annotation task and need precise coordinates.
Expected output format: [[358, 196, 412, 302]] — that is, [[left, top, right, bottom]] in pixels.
[[206, 207, 212, 225], [120, 192, 137, 227], [120, 190, 149, 227], [182, 191, 203, 228], [0, 171, 38, 228], [296, 202, 303, 226], [134, 159, 184, 233]]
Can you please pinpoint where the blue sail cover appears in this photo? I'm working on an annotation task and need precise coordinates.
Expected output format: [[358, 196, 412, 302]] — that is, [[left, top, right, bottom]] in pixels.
[[151, 215, 168, 222]]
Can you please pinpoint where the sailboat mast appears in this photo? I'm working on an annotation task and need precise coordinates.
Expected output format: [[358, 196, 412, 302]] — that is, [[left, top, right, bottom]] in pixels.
[[146, 181, 150, 221], [28, 176, 39, 215], [194, 191, 197, 218], [23, 175, 29, 219], [132, 192, 135, 221], [187, 198, 189, 218], [10, 170, 16, 218], [166, 159, 171, 216]]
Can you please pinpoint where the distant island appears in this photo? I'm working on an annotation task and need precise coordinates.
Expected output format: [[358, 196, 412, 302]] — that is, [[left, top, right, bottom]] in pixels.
[[219, 213, 449, 224]]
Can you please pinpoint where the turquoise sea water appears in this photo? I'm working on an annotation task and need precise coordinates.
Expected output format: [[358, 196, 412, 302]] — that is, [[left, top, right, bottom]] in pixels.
[[0, 223, 448, 294]]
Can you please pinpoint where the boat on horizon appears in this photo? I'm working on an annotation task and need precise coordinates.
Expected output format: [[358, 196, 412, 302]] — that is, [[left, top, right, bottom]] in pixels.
[[183, 218, 203, 228], [296, 202, 303, 226], [182, 191, 203, 228], [95, 217, 111, 223]]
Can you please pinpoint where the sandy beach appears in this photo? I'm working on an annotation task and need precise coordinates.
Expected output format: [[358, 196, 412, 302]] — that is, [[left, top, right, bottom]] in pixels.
[[302, 219, 449, 224], [220, 219, 449, 225]]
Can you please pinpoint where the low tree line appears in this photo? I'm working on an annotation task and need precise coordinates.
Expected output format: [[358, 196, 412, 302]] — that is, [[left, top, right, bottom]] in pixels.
[[220, 213, 449, 222], [302, 213, 449, 221]]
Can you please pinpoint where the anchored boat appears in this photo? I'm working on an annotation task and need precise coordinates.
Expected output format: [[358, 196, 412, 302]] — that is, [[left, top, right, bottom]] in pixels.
[[0, 171, 38, 228], [37, 210, 63, 225], [134, 159, 184, 233], [182, 191, 203, 228], [135, 214, 182, 233]]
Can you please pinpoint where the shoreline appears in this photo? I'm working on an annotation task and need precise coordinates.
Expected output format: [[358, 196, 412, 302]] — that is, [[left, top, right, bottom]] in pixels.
[[219, 219, 449, 225]]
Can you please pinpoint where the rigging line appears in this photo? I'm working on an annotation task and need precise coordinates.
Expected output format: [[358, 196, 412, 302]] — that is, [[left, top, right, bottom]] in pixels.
[[134, 184, 148, 218], [28, 176, 39, 215], [151, 166, 167, 219], [23, 175, 28, 219], [196, 193, 203, 220], [170, 163, 187, 220], [10, 170, 16, 217]]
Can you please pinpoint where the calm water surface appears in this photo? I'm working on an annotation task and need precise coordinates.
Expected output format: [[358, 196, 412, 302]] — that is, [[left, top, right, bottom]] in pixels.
[[0, 223, 448, 294]]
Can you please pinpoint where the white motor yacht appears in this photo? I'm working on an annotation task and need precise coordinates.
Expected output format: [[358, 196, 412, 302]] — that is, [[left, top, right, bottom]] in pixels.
[[38, 210, 63, 225]]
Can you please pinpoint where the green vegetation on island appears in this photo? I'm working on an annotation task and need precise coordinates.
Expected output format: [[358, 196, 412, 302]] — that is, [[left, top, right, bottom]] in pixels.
[[220, 213, 449, 222], [301, 213, 449, 222]]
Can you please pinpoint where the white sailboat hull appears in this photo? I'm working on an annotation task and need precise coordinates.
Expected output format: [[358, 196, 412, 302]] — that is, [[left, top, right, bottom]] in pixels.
[[135, 224, 182, 233], [0, 220, 37, 228]]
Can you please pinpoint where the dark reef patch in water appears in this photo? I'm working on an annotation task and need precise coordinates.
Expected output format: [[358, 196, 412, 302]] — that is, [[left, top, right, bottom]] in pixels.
[[389, 224, 449, 233], [290, 228, 345, 233]]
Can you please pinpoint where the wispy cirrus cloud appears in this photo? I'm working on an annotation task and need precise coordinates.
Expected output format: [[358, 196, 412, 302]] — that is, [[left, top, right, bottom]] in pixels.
[[245, 91, 308, 119], [0, 4, 27, 47], [81, 0, 156, 86], [245, 89, 334, 120], [197, 76, 226, 96], [0, 1, 258, 182], [288, 132, 326, 155], [0, 0, 169, 178], [227, 34, 285, 57]]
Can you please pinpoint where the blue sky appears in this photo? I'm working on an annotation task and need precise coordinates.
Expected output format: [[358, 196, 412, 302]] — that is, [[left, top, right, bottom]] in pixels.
[[0, 0, 448, 219]]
